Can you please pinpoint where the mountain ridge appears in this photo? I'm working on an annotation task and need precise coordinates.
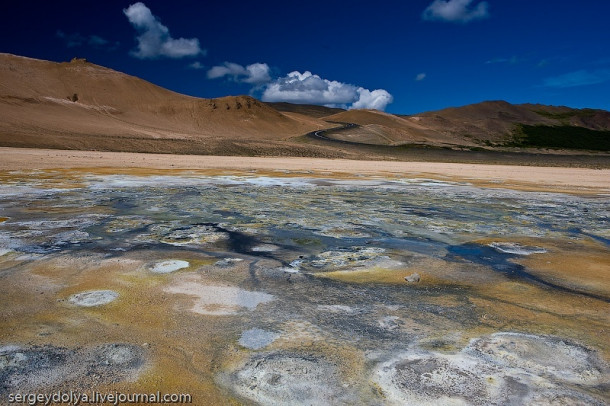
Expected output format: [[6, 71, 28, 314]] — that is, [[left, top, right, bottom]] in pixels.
[[1, 53, 609, 155], [318, 100, 610, 149]]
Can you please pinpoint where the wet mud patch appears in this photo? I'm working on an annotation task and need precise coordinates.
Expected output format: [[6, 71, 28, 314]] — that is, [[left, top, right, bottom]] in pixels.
[[447, 242, 610, 302], [0, 343, 146, 395], [164, 274, 275, 316], [238, 328, 280, 350], [514, 238, 610, 299]]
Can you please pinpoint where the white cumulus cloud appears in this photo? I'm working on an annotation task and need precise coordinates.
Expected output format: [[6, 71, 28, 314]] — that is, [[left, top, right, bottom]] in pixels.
[[415, 73, 427, 81], [124, 2, 204, 59], [351, 88, 394, 110], [261, 71, 392, 111], [207, 62, 271, 85], [422, 0, 489, 23], [242, 63, 272, 84]]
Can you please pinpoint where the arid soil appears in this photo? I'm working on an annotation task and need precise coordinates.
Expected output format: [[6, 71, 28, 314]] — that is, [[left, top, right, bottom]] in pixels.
[[2, 53, 609, 161], [1, 147, 608, 194]]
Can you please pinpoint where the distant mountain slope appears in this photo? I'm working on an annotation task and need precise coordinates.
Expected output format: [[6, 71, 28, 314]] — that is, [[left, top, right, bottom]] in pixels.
[[0, 53, 331, 153], [409, 101, 610, 147], [320, 101, 610, 150], [321, 109, 477, 146], [1, 53, 608, 155]]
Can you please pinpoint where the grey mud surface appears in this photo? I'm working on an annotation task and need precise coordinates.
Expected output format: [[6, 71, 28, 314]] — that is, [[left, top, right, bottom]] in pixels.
[[0, 344, 146, 395], [0, 171, 608, 404]]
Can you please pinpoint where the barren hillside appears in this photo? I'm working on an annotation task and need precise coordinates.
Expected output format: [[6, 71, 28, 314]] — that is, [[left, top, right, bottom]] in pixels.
[[321, 109, 463, 146], [265, 102, 345, 118], [0, 53, 332, 154], [319, 101, 610, 150], [1, 53, 608, 158], [408, 101, 610, 148]]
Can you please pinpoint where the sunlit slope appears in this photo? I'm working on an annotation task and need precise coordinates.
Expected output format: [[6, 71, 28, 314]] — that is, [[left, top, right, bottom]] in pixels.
[[0, 53, 330, 152], [411, 101, 610, 148], [323, 101, 610, 149], [322, 109, 466, 146]]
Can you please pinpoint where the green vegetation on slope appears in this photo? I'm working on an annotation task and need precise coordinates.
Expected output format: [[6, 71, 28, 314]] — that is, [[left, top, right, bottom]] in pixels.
[[534, 109, 597, 120], [510, 125, 610, 151]]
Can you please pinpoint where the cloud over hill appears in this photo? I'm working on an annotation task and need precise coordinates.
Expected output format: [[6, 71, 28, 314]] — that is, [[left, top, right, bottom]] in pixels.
[[422, 0, 489, 23], [208, 67, 393, 111], [207, 62, 271, 85], [124, 2, 204, 59]]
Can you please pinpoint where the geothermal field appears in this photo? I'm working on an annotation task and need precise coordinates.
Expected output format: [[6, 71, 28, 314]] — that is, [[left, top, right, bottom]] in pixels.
[[0, 168, 608, 404], [2, 1, 610, 404]]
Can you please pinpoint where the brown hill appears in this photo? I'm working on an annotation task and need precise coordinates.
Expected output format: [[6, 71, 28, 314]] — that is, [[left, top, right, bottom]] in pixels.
[[321, 101, 610, 150], [1, 53, 608, 157], [265, 102, 345, 118], [0, 53, 332, 154], [408, 100, 610, 145], [321, 109, 471, 146]]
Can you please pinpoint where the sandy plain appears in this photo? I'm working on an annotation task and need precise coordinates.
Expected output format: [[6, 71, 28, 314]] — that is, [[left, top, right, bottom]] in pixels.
[[1, 147, 609, 194]]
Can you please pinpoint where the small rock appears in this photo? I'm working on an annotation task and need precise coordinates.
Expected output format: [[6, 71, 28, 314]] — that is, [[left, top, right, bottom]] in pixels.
[[404, 273, 420, 283]]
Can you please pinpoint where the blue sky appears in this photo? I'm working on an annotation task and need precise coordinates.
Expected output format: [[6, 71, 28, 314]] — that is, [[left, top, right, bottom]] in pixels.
[[1, 0, 609, 114]]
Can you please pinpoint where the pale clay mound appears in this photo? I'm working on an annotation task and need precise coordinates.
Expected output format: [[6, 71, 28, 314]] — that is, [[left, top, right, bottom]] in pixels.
[[221, 332, 607, 405], [149, 259, 190, 274], [374, 332, 609, 406], [68, 290, 118, 307], [221, 352, 358, 405]]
